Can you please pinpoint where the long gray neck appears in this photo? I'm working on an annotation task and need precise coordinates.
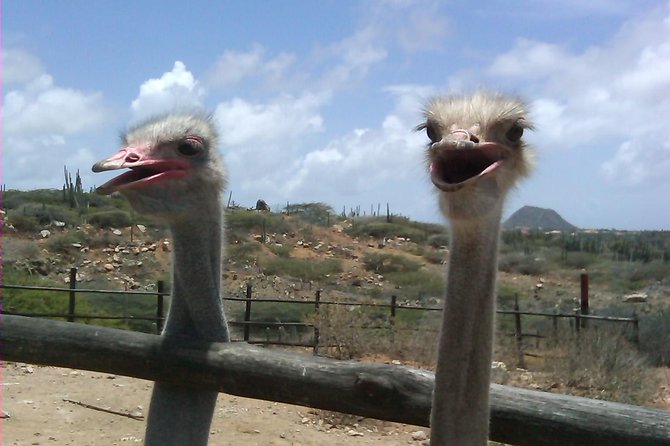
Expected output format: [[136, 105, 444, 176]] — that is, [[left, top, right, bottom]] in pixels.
[[144, 199, 229, 446], [164, 208, 229, 341], [430, 206, 502, 446]]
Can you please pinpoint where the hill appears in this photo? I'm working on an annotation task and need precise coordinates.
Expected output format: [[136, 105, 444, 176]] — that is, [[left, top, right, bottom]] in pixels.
[[504, 205, 577, 231]]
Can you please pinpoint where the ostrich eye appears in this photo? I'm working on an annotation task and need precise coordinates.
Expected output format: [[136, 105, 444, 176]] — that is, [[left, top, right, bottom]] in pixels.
[[176, 140, 203, 157], [425, 122, 441, 143], [506, 123, 524, 142]]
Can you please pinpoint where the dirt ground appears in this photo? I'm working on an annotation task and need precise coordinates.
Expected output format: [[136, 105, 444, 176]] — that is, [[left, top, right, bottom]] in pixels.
[[1, 362, 428, 446]]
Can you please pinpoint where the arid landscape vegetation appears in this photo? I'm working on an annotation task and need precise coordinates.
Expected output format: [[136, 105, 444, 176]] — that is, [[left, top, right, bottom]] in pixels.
[[2, 185, 670, 444]]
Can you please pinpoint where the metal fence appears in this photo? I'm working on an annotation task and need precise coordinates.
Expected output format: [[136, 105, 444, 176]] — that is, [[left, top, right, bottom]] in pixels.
[[1, 268, 640, 358]]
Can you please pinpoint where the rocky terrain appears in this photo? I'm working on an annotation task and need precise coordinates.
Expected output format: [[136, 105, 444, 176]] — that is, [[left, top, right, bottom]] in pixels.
[[3, 205, 670, 445]]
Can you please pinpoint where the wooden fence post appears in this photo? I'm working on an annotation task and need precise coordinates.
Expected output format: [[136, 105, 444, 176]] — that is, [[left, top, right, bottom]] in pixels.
[[67, 268, 77, 323], [390, 295, 397, 344], [632, 312, 640, 345], [552, 308, 559, 343], [313, 289, 321, 355], [244, 283, 252, 342], [156, 280, 165, 334], [513, 294, 526, 369]]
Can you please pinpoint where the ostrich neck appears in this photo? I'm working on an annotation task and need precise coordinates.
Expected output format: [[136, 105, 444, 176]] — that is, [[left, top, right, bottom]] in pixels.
[[165, 206, 228, 341], [144, 198, 229, 446], [431, 206, 502, 446]]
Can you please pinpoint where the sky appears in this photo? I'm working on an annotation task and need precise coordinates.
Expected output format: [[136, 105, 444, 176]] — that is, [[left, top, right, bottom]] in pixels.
[[2, 0, 669, 230]]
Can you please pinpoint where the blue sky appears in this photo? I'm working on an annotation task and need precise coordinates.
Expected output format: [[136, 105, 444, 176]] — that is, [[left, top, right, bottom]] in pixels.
[[3, 0, 669, 230]]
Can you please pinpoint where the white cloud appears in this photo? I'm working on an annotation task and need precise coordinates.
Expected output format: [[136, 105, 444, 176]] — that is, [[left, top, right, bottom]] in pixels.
[[3, 74, 106, 136], [317, 26, 388, 91], [483, 7, 670, 186], [278, 87, 426, 200], [206, 44, 296, 88], [366, 0, 450, 53], [214, 93, 327, 147], [1, 52, 108, 190], [1, 48, 45, 85], [489, 39, 575, 81], [601, 136, 670, 187], [130, 61, 205, 119], [396, 10, 449, 53]]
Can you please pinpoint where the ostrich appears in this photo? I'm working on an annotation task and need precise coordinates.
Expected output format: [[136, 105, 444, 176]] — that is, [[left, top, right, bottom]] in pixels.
[[93, 113, 228, 445], [417, 92, 533, 445]]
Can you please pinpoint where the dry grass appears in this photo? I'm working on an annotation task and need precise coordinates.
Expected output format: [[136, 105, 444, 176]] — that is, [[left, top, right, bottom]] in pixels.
[[310, 300, 439, 366], [542, 326, 658, 405]]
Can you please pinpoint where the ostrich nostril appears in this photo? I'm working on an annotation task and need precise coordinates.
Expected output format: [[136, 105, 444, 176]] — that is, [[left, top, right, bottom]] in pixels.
[[470, 134, 480, 143], [125, 153, 140, 163]]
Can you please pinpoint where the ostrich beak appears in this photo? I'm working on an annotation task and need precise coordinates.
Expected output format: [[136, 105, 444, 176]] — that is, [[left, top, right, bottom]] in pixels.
[[92, 146, 190, 195], [430, 130, 513, 192]]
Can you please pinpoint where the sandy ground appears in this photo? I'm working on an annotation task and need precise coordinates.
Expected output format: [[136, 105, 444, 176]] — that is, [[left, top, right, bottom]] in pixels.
[[1, 362, 428, 446]]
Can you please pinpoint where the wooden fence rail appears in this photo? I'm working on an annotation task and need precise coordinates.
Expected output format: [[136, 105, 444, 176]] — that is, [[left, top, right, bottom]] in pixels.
[[3, 315, 669, 446]]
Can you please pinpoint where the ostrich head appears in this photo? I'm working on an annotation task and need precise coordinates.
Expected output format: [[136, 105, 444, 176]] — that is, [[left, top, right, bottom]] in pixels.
[[93, 113, 225, 222], [418, 91, 533, 222]]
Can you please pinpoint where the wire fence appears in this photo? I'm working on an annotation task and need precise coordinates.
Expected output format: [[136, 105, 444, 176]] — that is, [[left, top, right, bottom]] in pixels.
[[1, 267, 639, 357]]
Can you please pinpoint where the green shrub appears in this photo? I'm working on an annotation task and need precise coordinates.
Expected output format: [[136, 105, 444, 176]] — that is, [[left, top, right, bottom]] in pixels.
[[226, 209, 292, 241], [2, 269, 95, 316], [262, 257, 342, 281], [2, 238, 41, 262], [362, 252, 422, 274], [427, 232, 450, 248], [233, 300, 312, 323], [347, 220, 427, 242], [7, 213, 40, 232], [627, 260, 669, 283], [385, 270, 444, 298], [45, 231, 90, 252], [88, 232, 116, 248], [2, 189, 63, 209], [285, 202, 334, 226], [268, 244, 293, 257], [15, 203, 79, 226], [227, 241, 262, 263], [594, 260, 670, 291], [497, 283, 524, 308], [422, 248, 445, 265], [562, 252, 600, 269], [498, 252, 547, 276], [88, 210, 133, 228]]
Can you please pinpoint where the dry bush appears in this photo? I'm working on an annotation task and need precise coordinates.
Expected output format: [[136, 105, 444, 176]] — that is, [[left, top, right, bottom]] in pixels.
[[639, 308, 670, 366], [380, 319, 439, 367], [309, 302, 375, 360], [309, 300, 439, 367], [543, 326, 658, 405]]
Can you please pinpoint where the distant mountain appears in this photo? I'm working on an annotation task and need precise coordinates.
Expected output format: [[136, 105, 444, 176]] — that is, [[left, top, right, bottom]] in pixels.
[[503, 206, 577, 231]]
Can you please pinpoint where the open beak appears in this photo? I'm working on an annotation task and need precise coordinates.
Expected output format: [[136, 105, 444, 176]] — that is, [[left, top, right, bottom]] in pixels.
[[92, 146, 190, 195], [429, 130, 513, 192]]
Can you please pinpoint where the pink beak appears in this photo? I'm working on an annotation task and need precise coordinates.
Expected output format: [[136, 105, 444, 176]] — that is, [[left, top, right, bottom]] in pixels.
[[92, 146, 190, 195]]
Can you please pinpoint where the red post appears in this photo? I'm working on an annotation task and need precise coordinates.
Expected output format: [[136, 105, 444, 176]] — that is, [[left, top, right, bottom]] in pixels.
[[580, 273, 589, 329]]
